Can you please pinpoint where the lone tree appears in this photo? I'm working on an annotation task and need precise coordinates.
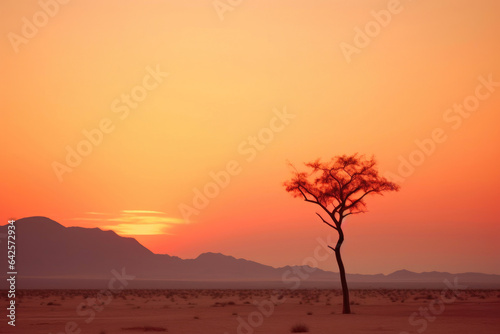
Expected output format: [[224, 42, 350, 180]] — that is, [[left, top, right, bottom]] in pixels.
[[284, 154, 399, 314]]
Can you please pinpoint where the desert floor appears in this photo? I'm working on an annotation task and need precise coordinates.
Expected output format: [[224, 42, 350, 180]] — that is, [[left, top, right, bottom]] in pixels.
[[2, 289, 500, 334]]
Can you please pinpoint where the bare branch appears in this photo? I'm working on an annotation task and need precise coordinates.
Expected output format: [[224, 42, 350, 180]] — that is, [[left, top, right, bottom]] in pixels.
[[300, 185, 331, 215], [316, 212, 338, 230], [297, 187, 310, 202], [343, 210, 365, 218]]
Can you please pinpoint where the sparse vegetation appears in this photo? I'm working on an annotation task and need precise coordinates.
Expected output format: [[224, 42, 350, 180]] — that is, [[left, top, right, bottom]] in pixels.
[[121, 326, 167, 332], [2, 288, 500, 334]]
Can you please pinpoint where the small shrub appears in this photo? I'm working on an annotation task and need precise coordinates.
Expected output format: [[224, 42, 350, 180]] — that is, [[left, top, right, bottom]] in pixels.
[[290, 323, 309, 333]]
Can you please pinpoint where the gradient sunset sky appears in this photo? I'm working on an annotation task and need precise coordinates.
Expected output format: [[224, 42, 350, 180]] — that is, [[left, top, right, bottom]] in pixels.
[[1, 0, 499, 275]]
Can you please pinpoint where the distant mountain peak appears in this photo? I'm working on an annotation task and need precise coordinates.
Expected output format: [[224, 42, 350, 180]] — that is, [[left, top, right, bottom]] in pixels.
[[196, 252, 234, 260], [393, 269, 413, 274], [387, 269, 416, 277], [14, 216, 64, 228]]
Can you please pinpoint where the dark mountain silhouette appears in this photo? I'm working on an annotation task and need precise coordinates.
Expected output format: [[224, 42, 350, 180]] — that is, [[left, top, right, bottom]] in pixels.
[[1, 217, 499, 289]]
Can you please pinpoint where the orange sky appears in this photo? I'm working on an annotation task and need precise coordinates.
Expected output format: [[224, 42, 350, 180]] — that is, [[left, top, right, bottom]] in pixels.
[[1, 0, 499, 275]]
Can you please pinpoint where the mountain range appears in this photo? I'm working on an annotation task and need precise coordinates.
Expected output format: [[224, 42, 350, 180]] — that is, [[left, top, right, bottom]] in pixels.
[[1, 217, 498, 289]]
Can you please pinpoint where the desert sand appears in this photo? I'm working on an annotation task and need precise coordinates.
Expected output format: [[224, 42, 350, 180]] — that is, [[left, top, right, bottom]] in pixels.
[[2, 289, 499, 334]]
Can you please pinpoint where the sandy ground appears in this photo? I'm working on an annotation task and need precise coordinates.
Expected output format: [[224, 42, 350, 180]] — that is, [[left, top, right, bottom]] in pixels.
[[2, 289, 499, 334]]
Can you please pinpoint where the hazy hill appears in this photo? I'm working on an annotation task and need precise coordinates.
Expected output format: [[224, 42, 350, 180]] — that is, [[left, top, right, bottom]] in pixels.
[[1, 217, 498, 289]]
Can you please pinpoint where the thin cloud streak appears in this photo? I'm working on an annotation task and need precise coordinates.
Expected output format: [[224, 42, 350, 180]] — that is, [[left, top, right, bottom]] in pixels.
[[122, 210, 167, 214], [70, 210, 185, 236], [101, 223, 173, 236]]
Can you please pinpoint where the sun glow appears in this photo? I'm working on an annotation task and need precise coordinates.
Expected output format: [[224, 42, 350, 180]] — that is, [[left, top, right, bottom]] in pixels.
[[70, 210, 184, 236]]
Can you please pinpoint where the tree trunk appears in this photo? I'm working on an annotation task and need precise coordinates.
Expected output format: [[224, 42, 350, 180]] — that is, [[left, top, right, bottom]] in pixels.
[[335, 229, 351, 314]]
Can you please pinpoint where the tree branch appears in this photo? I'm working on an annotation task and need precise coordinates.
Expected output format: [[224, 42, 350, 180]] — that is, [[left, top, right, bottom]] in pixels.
[[345, 189, 377, 211], [343, 185, 363, 204], [327, 168, 343, 189], [316, 212, 338, 230], [299, 185, 331, 215], [343, 210, 365, 218]]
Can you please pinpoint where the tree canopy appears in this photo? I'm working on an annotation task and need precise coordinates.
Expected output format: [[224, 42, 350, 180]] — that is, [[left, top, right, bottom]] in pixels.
[[284, 154, 400, 227]]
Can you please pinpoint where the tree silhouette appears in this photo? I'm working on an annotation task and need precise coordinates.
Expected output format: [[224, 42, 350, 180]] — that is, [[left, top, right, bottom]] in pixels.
[[284, 154, 400, 314]]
